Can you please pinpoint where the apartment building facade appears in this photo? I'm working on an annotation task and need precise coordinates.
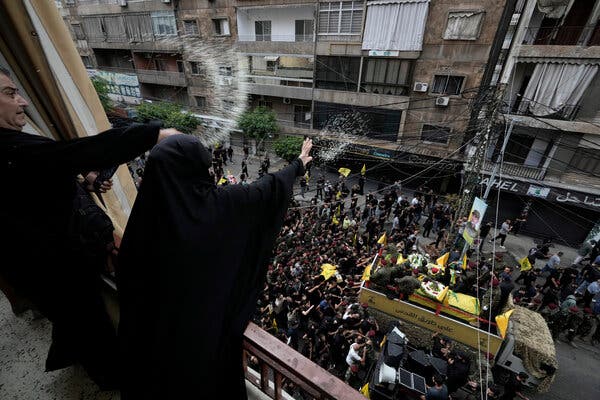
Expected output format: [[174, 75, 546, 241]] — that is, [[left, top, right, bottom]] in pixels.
[[58, 0, 512, 192], [480, 0, 600, 244]]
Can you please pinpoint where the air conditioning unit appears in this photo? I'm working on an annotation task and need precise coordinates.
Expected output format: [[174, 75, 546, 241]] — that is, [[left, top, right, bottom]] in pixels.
[[413, 82, 428, 93], [435, 96, 450, 107], [161, 0, 171, 3], [283, 97, 291, 104], [219, 77, 233, 85], [118, 0, 127, 6]]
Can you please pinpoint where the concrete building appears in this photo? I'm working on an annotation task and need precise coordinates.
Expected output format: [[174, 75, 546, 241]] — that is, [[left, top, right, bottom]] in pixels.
[[480, 0, 600, 245], [58, 0, 515, 194]]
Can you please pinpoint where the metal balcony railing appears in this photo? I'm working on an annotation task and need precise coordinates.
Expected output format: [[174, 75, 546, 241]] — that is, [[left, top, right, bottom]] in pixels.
[[243, 322, 365, 400], [523, 25, 600, 46], [510, 100, 581, 121], [237, 34, 315, 42], [482, 160, 545, 181], [135, 69, 187, 87]]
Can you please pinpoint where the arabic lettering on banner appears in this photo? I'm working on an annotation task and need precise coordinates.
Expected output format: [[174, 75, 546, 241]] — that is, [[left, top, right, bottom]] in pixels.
[[555, 192, 600, 209], [479, 178, 600, 211]]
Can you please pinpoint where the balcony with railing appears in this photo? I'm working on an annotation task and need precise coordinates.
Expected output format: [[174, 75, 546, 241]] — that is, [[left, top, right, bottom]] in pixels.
[[508, 99, 581, 121], [243, 322, 365, 400], [519, 24, 600, 59], [135, 69, 186, 87], [481, 160, 545, 181], [236, 5, 316, 54]]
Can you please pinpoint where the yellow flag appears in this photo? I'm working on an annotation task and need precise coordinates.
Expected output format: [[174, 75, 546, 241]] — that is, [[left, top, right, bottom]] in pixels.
[[519, 256, 532, 272], [361, 164, 366, 175], [462, 254, 468, 270], [304, 171, 310, 183], [217, 177, 227, 185], [396, 254, 406, 265], [338, 167, 351, 177], [436, 252, 449, 267], [360, 382, 370, 398], [336, 190, 342, 200], [377, 232, 387, 245], [353, 232, 357, 247], [495, 309, 515, 338], [335, 204, 341, 217], [332, 215, 339, 225], [361, 265, 372, 282], [320, 263, 338, 280]]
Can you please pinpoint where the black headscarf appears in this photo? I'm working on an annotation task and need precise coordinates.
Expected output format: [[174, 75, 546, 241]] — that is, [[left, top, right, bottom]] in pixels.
[[117, 134, 304, 399]]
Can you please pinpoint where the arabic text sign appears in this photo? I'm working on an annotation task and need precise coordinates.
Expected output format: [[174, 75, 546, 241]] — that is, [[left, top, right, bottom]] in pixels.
[[479, 178, 600, 210]]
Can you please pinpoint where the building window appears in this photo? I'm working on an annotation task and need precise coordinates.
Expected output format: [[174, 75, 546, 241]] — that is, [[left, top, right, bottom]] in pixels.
[[258, 100, 273, 108], [177, 60, 184, 73], [190, 61, 202, 75], [444, 11, 485, 40], [360, 59, 412, 96], [81, 56, 93, 68], [568, 147, 600, 175], [155, 59, 169, 72], [318, 1, 363, 35], [266, 61, 277, 72], [194, 96, 206, 108], [294, 104, 311, 127], [313, 102, 401, 142], [219, 66, 233, 76], [255, 21, 272, 41], [421, 124, 451, 145], [151, 11, 177, 37], [72, 23, 86, 40], [295, 20, 314, 42], [183, 19, 199, 36], [503, 133, 535, 164], [223, 100, 234, 108], [213, 18, 230, 36], [431, 75, 464, 95], [315, 56, 360, 92]]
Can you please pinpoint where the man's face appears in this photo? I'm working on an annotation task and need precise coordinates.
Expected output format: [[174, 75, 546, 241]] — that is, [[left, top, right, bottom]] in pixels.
[[0, 73, 29, 130]]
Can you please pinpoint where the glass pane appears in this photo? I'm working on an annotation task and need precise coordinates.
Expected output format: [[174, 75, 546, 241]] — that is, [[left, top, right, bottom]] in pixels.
[[446, 76, 463, 95], [432, 76, 447, 94]]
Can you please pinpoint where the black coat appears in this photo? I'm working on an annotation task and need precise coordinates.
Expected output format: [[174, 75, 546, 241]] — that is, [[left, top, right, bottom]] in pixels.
[[0, 123, 159, 385], [117, 134, 304, 399]]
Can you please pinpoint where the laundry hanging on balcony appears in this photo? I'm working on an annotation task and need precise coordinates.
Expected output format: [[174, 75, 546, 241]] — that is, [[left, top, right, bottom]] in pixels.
[[519, 62, 598, 118], [362, 0, 430, 51]]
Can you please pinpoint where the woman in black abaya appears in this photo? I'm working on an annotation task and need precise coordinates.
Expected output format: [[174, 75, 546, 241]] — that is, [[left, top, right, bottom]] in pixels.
[[117, 135, 312, 399]]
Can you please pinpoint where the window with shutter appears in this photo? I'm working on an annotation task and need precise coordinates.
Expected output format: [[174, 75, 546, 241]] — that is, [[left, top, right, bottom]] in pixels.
[[319, 1, 363, 35], [421, 124, 451, 144]]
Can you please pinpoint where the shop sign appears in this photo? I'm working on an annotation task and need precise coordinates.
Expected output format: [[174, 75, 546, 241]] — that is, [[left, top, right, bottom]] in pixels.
[[479, 178, 600, 211]]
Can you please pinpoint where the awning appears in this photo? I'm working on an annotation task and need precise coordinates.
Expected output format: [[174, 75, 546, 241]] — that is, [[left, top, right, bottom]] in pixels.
[[264, 56, 279, 62], [362, 0, 430, 51]]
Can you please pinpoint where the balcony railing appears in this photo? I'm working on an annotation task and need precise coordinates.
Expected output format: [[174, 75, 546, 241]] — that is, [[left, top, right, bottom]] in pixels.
[[482, 160, 545, 181], [509, 100, 581, 121], [523, 25, 600, 46], [238, 34, 314, 42], [243, 322, 365, 400], [135, 69, 187, 87]]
